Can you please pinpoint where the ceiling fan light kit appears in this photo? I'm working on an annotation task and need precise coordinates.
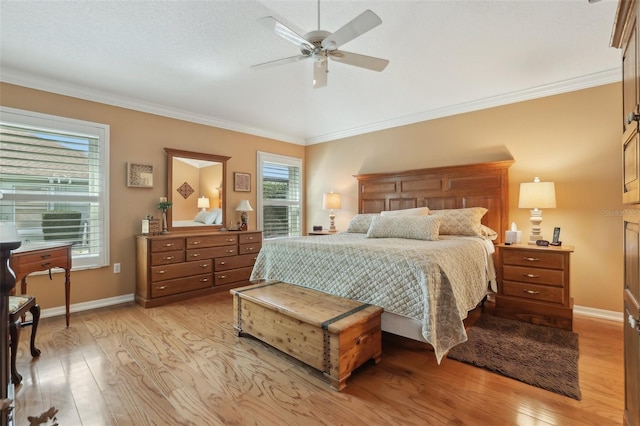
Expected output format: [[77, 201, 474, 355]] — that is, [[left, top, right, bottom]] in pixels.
[[252, 2, 389, 89]]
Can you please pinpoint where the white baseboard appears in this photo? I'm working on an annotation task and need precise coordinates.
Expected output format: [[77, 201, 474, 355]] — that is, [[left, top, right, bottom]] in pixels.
[[573, 305, 623, 323], [40, 293, 135, 320], [38, 294, 623, 324]]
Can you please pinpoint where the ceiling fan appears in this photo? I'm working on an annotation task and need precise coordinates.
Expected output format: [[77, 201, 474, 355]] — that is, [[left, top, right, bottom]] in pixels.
[[251, 1, 389, 88]]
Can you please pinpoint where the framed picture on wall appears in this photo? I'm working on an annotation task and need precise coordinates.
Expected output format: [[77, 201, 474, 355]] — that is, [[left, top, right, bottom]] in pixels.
[[234, 172, 251, 192], [127, 162, 154, 188]]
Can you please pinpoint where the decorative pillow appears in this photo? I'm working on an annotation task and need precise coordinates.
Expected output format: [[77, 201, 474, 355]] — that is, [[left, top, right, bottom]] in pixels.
[[210, 208, 223, 224], [380, 207, 429, 217], [366, 215, 441, 241], [346, 214, 378, 233], [480, 224, 498, 240], [429, 207, 488, 236], [193, 210, 209, 223], [194, 210, 218, 225]]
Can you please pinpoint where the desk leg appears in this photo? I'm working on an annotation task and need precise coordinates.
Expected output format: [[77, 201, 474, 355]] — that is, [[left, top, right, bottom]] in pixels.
[[65, 268, 70, 327]]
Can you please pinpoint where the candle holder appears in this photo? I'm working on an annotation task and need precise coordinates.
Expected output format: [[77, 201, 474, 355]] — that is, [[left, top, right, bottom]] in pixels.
[[157, 200, 172, 234]]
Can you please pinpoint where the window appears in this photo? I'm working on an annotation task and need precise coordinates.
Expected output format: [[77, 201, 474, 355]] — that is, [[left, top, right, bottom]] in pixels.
[[257, 152, 302, 239], [0, 107, 110, 269]]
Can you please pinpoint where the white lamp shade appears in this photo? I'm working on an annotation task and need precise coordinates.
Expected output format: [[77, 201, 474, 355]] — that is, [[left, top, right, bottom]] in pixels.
[[197, 196, 210, 209], [518, 178, 556, 209], [235, 200, 253, 212], [322, 192, 342, 210]]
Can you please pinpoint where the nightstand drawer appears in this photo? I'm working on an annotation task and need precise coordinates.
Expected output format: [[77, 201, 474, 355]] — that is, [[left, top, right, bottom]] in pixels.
[[502, 250, 565, 269], [503, 265, 564, 286], [502, 281, 564, 304]]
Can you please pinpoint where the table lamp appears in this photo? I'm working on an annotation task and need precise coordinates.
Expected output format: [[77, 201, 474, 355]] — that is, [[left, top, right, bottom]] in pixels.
[[236, 200, 253, 230], [197, 196, 210, 212], [518, 177, 556, 244], [322, 192, 342, 233]]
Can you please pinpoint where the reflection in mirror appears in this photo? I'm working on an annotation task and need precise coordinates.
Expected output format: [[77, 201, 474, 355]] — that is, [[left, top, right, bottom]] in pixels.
[[164, 148, 230, 232]]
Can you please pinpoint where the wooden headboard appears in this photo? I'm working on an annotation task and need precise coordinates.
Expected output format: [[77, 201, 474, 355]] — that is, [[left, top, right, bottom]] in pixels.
[[353, 160, 514, 243]]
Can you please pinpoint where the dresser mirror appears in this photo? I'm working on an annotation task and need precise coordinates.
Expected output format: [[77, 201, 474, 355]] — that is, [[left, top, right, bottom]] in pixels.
[[165, 148, 230, 232]]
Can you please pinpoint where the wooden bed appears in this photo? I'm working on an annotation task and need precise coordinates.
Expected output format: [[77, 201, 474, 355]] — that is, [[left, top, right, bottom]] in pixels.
[[251, 160, 514, 362], [354, 160, 513, 243]]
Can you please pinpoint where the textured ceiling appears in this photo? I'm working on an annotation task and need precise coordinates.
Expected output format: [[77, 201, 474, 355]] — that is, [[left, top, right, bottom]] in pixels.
[[0, 0, 622, 145]]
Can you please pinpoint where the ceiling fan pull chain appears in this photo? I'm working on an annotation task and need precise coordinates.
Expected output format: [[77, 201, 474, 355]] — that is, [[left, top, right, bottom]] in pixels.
[[317, 0, 321, 31]]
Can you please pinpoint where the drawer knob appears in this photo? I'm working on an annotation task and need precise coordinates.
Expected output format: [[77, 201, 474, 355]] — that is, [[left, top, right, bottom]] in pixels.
[[41, 262, 51, 268], [219, 275, 227, 279], [191, 253, 200, 257], [247, 247, 254, 251], [41, 254, 51, 259], [247, 237, 254, 240], [163, 243, 174, 247], [191, 241, 201, 245], [226, 238, 234, 242], [163, 256, 174, 260], [523, 257, 539, 262], [156, 285, 168, 290], [200, 278, 209, 283], [219, 261, 226, 265], [201, 263, 209, 268], [524, 290, 540, 295], [156, 270, 167, 274], [524, 274, 539, 278], [226, 249, 235, 254]]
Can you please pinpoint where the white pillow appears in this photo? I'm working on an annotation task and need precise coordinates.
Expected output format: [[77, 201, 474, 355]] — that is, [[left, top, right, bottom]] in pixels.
[[429, 207, 488, 236], [380, 207, 429, 217], [480, 224, 498, 240], [194, 210, 218, 225], [194, 210, 210, 224], [209, 208, 223, 224], [346, 214, 379, 233], [366, 215, 441, 241]]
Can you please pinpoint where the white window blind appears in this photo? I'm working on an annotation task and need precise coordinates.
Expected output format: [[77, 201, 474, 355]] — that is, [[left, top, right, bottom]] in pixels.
[[257, 152, 302, 239], [0, 107, 110, 269]]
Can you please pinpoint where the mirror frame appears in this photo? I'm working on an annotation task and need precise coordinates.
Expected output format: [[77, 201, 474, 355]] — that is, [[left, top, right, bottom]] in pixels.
[[165, 148, 230, 232]]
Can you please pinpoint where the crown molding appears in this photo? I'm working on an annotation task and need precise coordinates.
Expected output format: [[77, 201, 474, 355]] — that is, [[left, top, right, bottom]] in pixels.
[[304, 68, 622, 145], [0, 69, 305, 145], [2, 67, 620, 146]]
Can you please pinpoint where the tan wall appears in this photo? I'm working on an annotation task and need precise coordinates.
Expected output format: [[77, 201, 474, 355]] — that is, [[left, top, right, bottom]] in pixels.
[[1, 82, 624, 314], [306, 83, 623, 313], [0, 82, 305, 310]]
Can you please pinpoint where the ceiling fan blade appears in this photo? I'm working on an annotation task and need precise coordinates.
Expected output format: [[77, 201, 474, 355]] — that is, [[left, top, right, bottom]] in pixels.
[[251, 54, 309, 70], [258, 16, 314, 52], [321, 10, 382, 51], [329, 50, 389, 72], [313, 60, 328, 89]]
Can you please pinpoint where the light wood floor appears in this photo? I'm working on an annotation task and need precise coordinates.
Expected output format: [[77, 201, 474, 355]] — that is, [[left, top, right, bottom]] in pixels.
[[11, 293, 623, 426]]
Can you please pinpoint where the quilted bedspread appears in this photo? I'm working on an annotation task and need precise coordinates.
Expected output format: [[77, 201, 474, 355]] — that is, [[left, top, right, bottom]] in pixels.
[[250, 233, 492, 363]]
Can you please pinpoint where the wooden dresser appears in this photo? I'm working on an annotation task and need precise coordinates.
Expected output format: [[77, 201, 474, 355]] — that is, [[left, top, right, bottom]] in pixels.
[[495, 243, 574, 330], [135, 230, 262, 307]]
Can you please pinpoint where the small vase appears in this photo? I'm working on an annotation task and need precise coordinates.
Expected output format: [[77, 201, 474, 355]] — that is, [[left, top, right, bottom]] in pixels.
[[161, 210, 169, 234]]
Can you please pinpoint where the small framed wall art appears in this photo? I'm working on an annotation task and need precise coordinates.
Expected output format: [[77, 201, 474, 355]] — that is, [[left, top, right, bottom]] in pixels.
[[127, 162, 154, 188], [234, 172, 251, 192]]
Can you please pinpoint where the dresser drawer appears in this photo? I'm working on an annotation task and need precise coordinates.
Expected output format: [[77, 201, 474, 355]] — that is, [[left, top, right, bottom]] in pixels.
[[151, 273, 212, 298], [151, 238, 185, 253], [150, 260, 213, 282], [502, 250, 565, 269], [150, 250, 185, 266], [215, 253, 258, 271], [503, 265, 564, 287], [214, 266, 253, 285], [186, 234, 238, 248], [11, 246, 69, 265], [239, 242, 261, 255], [239, 232, 262, 245], [502, 281, 564, 304], [186, 245, 237, 261]]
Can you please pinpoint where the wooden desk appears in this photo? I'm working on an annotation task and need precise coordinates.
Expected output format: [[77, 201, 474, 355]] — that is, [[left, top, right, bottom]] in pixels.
[[10, 242, 72, 327]]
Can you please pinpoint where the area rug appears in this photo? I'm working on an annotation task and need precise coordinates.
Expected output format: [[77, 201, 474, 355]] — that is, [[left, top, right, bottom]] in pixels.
[[447, 314, 581, 400]]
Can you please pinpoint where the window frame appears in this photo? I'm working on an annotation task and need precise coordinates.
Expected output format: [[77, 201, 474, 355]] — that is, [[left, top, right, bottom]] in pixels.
[[256, 151, 303, 239], [0, 106, 110, 270]]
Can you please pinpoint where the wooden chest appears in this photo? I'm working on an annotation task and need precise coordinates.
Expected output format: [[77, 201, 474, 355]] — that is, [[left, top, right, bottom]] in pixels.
[[231, 282, 383, 391]]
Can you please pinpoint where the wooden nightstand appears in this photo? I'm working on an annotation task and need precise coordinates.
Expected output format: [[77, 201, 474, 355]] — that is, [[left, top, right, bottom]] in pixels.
[[495, 243, 574, 330]]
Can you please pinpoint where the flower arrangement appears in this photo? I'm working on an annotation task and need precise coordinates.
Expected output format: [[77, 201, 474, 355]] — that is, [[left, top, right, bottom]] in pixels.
[[157, 197, 172, 212]]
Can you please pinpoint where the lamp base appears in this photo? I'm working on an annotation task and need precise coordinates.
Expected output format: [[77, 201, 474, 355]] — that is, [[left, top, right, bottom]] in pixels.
[[328, 211, 337, 233], [527, 208, 544, 244]]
